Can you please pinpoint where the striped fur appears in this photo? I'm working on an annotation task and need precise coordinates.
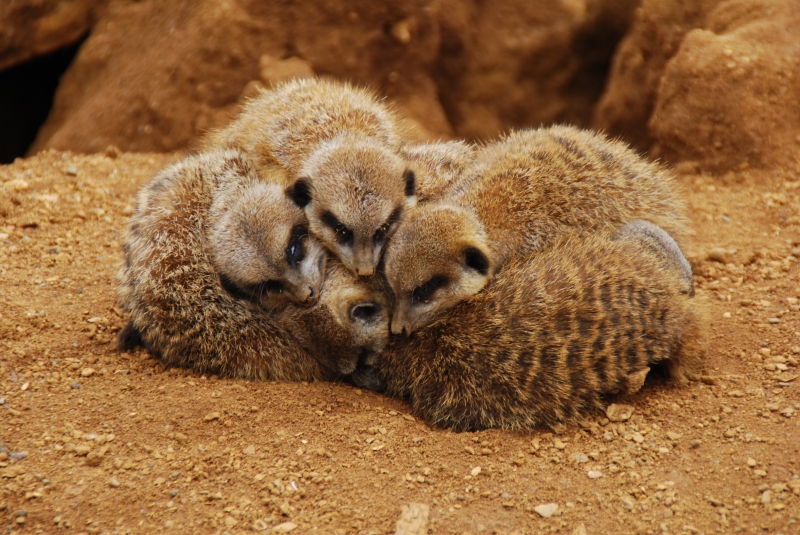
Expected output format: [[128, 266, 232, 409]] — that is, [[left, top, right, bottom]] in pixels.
[[381, 232, 707, 431]]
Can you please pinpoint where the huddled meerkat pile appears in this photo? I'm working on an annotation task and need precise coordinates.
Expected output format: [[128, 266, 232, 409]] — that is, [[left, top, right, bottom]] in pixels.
[[118, 77, 707, 431]]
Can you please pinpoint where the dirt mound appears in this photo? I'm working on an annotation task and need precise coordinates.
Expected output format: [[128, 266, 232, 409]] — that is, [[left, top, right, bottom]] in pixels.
[[25, 0, 636, 154], [0, 0, 103, 71], [594, 0, 800, 174]]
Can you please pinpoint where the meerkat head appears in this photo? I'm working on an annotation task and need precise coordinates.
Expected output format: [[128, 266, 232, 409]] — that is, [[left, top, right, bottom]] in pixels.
[[282, 259, 392, 378], [209, 179, 327, 309], [286, 135, 416, 279], [384, 204, 494, 336]]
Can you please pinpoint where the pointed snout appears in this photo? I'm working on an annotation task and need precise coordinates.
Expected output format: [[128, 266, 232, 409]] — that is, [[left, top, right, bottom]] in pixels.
[[293, 283, 319, 305], [390, 315, 411, 336], [354, 264, 375, 279]]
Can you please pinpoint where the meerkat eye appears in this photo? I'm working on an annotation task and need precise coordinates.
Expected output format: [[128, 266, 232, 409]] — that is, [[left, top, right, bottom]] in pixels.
[[286, 225, 307, 267], [321, 211, 354, 245], [373, 207, 402, 243], [411, 275, 448, 305]]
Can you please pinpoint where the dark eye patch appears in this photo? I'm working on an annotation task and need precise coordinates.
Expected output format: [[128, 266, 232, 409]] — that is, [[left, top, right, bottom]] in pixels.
[[286, 225, 307, 267], [219, 274, 284, 303], [373, 206, 403, 243], [321, 211, 354, 245], [404, 169, 416, 197], [411, 275, 448, 305]]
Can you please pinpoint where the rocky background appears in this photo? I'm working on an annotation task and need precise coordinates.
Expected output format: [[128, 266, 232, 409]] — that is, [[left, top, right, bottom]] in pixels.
[[3, 0, 798, 175]]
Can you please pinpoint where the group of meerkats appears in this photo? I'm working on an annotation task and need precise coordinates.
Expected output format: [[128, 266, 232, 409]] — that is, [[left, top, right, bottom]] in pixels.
[[117, 78, 707, 432]]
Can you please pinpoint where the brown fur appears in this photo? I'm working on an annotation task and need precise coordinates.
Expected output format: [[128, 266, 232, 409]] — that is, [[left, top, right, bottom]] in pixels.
[[208, 78, 416, 278], [117, 150, 388, 380], [385, 125, 688, 334], [380, 232, 707, 432]]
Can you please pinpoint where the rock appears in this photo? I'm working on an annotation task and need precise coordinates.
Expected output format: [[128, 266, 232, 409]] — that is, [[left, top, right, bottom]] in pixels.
[[74, 445, 91, 456], [595, 0, 800, 174], [224, 516, 237, 528], [243, 445, 255, 455], [708, 248, 733, 264], [272, 522, 298, 533], [85, 451, 102, 466], [0, 0, 101, 70], [470, 466, 481, 476], [109, 477, 119, 488], [553, 439, 566, 450], [690, 439, 701, 449], [666, 431, 681, 441], [203, 412, 220, 421], [632, 433, 645, 444], [395, 503, 429, 535], [587, 470, 603, 479], [761, 490, 772, 504], [30, 1, 638, 153], [606, 404, 634, 422], [747, 458, 757, 467], [573, 524, 587, 535], [534, 503, 559, 518], [80, 368, 95, 377], [574, 454, 589, 463]]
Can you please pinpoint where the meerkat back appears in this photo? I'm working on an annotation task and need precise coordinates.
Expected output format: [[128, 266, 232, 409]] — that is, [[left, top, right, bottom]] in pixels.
[[117, 150, 329, 381], [210, 78, 417, 278], [385, 125, 689, 335], [380, 230, 707, 431]]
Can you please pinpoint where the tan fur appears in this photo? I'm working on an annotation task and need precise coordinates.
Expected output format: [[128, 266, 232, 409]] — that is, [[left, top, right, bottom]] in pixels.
[[385, 125, 688, 334], [380, 232, 707, 432], [401, 140, 478, 202], [117, 150, 388, 380], [208, 78, 416, 278]]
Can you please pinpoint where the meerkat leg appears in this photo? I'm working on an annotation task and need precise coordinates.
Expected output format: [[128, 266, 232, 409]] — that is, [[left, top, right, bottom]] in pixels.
[[117, 321, 144, 351], [613, 219, 695, 296]]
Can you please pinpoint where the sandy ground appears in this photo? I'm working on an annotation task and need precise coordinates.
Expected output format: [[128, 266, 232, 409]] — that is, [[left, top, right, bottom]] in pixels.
[[0, 150, 798, 534]]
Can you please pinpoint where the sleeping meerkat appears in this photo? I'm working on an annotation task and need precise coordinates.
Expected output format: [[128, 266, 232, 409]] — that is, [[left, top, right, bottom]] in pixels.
[[209, 77, 416, 278], [385, 125, 688, 334], [378, 228, 707, 431], [118, 149, 388, 380]]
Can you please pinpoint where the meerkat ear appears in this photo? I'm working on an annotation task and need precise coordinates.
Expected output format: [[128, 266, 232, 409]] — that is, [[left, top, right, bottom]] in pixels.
[[286, 178, 312, 208], [403, 169, 416, 197], [462, 246, 490, 275]]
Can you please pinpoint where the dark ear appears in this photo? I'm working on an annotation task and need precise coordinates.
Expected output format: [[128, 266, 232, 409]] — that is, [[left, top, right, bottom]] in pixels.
[[403, 169, 416, 197], [286, 178, 312, 208], [462, 246, 489, 275]]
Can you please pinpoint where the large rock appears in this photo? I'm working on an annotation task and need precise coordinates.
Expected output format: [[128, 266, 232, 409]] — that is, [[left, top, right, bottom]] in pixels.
[[29, 0, 637, 154], [0, 0, 104, 71], [594, 0, 800, 174], [649, 1, 800, 173]]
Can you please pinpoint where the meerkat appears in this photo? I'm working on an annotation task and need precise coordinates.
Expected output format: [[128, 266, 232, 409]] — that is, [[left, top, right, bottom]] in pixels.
[[118, 149, 390, 380], [401, 140, 478, 203], [378, 230, 707, 432], [208, 77, 416, 278], [385, 125, 688, 335]]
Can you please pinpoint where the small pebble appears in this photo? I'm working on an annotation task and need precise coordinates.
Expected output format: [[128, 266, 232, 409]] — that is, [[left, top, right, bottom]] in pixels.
[[761, 490, 772, 504], [109, 477, 120, 488], [470, 466, 481, 476], [81, 368, 95, 377], [66, 167, 78, 176], [164, 520, 174, 528], [533, 503, 559, 518], [272, 521, 298, 533], [606, 404, 634, 422], [747, 458, 757, 467], [71, 382, 81, 390], [553, 439, 566, 450], [690, 439, 701, 449], [243, 445, 256, 455], [603, 431, 614, 441], [587, 470, 603, 479], [574, 454, 589, 463], [171, 490, 178, 497]]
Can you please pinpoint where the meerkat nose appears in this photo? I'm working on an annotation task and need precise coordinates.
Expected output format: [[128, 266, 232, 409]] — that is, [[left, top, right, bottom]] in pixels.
[[390, 320, 410, 336]]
